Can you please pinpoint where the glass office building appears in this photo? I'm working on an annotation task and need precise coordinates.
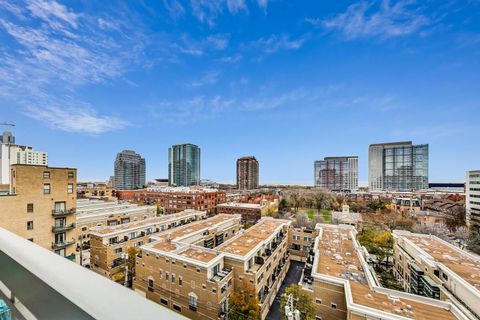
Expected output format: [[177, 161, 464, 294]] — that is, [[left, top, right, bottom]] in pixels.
[[314, 156, 358, 191], [168, 143, 200, 186], [369, 142, 428, 191]]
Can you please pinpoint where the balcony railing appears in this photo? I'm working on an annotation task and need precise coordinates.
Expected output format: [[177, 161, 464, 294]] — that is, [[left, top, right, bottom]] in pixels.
[[52, 208, 76, 216], [52, 239, 75, 249], [52, 223, 76, 233]]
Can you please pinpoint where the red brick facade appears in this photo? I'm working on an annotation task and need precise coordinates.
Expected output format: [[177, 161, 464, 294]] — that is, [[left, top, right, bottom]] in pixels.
[[116, 189, 226, 214]]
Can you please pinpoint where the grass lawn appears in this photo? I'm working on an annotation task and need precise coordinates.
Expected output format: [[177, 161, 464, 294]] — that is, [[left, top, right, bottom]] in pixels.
[[320, 210, 332, 223], [306, 209, 315, 220]]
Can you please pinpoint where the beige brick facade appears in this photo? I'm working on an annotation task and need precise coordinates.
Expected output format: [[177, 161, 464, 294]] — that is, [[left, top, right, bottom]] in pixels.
[[0, 164, 77, 259]]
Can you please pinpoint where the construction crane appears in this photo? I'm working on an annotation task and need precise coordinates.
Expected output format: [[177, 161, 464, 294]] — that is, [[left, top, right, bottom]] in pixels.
[[0, 122, 15, 127]]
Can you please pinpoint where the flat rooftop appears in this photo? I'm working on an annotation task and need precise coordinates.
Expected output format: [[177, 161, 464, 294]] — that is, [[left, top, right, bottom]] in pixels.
[[144, 186, 220, 193], [218, 218, 290, 257], [404, 234, 480, 290], [156, 214, 237, 243], [90, 210, 205, 237], [314, 225, 458, 320], [142, 214, 241, 265], [217, 202, 263, 209]]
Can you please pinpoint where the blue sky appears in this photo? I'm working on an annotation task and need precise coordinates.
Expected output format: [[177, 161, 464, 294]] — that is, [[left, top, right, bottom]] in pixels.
[[0, 0, 479, 185]]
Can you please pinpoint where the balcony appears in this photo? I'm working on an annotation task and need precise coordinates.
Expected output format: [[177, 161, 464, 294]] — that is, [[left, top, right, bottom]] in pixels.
[[209, 268, 233, 283], [52, 239, 75, 249], [52, 208, 76, 217], [52, 223, 76, 233]]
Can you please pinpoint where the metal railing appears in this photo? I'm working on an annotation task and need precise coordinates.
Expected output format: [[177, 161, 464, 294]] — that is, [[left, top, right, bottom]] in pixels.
[[52, 223, 76, 233]]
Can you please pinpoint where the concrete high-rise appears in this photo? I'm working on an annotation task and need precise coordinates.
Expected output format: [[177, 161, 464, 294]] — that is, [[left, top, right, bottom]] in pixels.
[[114, 150, 145, 190], [314, 156, 358, 191], [168, 143, 200, 186], [0, 131, 48, 184], [466, 170, 480, 230], [236, 156, 259, 190], [369, 141, 428, 191]]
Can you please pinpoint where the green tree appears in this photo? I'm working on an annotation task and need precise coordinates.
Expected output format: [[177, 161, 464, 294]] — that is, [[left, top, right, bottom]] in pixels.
[[228, 281, 261, 320], [280, 284, 316, 320]]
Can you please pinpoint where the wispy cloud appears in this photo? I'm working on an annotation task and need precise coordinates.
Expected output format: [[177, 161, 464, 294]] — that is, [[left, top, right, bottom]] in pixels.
[[25, 105, 129, 134], [172, 33, 230, 57], [218, 54, 242, 63], [309, 0, 430, 40], [148, 85, 341, 123], [250, 34, 308, 54], [163, 0, 186, 20], [0, 0, 144, 133], [188, 0, 266, 26], [148, 95, 235, 123], [187, 71, 220, 87]]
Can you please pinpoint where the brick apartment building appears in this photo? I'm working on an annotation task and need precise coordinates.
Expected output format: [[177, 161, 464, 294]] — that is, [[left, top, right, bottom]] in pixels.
[[89, 210, 206, 281], [116, 186, 226, 214], [134, 215, 291, 320], [0, 164, 77, 260]]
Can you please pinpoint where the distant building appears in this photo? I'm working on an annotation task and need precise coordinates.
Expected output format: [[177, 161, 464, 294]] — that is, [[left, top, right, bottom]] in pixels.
[[0, 131, 48, 184], [392, 197, 421, 215], [216, 202, 264, 224], [237, 156, 259, 190], [114, 150, 145, 190], [466, 170, 480, 229], [369, 141, 428, 191], [116, 186, 226, 214], [314, 156, 358, 191], [168, 143, 200, 186]]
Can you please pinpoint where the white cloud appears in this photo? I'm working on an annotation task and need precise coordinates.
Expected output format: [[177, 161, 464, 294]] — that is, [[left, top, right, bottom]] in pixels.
[[148, 95, 234, 123], [27, 0, 79, 29], [163, 0, 186, 19], [207, 34, 230, 50], [250, 34, 308, 54], [188, 71, 220, 87], [0, 0, 145, 134], [311, 0, 430, 40], [218, 54, 242, 63], [25, 105, 129, 134], [189, 0, 266, 26]]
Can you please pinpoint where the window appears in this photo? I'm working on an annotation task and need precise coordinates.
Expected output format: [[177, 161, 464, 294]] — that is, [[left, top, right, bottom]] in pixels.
[[171, 274, 175, 283], [165, 272, 169, 281], [159, 270, 163, 279], [43, 184, 51, 194], [173, 304, 181, 312], [27, 203, 34, 213], [27, 221, 34, 230], [315, 317, 322, 320], [148, 279, 154, 292], [68, 172, 74, 179], [160, 298, 168, 306], [315, 298, 322, 305], [179, 276, 183, 286], [113, 248, 122, 254], [81, 226, 87, 231], [189, 294, 198, 310], [331, 303, 337, 309], [68, 184, 74, 194], [43, 171, 50, 179]]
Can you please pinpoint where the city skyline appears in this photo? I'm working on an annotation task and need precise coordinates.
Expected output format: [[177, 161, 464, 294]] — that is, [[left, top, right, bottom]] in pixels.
[[1, 1, 479, 184]]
